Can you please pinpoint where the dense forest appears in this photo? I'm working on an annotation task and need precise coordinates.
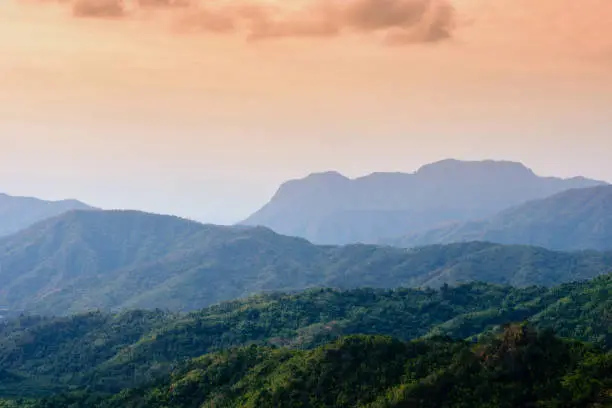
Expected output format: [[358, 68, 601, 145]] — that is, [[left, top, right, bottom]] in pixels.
[[0, 273, 610, 405], [2, 325, 611, 407]]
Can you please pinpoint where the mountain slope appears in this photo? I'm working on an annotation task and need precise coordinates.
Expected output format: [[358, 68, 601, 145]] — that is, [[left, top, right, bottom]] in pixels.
[[0, 210, 319, 314], [1, 210, 611, 315], [241, 159, 606, 244], [0, 274, 610, 397], [389, 185, 612, 250], [0, 193, 93, 237]]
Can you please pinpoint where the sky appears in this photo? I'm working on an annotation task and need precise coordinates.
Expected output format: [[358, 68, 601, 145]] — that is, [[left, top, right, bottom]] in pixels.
[[1, 0, 611, 223]]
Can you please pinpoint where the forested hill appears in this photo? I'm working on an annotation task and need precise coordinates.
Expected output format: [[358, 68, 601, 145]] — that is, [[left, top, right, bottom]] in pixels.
[[0, 273, 610, 399], [1, 210, 611, 315], [4, 326, 612, 408], [388, 185, 612, 251]]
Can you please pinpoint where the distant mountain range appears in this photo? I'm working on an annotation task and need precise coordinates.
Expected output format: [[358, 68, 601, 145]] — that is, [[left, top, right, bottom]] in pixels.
[[0, 192, 93, 237], [387, 185, 612, 251], [1, 210, 611, 316], [240, 159, 607, 245]]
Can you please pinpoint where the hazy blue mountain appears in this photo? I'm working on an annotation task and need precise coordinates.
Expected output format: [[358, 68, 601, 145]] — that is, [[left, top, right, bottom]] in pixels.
[[240, 159, 607, 244], [0, 192, 93, 237], [388, 185, 612, 251], [0, 210, 611, 316]]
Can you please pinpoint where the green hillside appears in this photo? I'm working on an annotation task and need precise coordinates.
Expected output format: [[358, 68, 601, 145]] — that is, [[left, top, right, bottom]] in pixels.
[[1, 210, 611, 315]]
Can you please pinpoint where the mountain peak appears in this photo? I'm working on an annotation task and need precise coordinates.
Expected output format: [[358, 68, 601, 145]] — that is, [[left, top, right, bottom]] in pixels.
[[416, 159, 535, 178], [0, 193, 95, 237], [270, 171, 351, 202], [303, 171, 350, 182]]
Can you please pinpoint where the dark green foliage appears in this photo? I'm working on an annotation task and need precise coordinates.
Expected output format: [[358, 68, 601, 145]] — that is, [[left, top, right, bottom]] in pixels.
[[0, 310, 172, 397], [1, 211, 611, 316], [20, 327, 612, 408], [390, 185, 612, 251], [0, 274, 610, 398], [531, 274, 612, 348]]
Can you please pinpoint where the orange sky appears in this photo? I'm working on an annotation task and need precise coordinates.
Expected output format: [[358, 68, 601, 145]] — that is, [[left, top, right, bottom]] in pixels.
[[1, 0, 611, 222]]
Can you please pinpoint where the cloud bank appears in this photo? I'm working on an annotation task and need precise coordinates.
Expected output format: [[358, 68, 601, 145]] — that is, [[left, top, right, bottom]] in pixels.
[[48, 0, 456, 44]]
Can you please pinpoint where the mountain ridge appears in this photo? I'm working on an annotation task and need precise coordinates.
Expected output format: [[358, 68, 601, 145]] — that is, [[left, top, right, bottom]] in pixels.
[[0, 192, 94, 237], [1, 209, 611, 316], [387, 184, 612, 251], [241, 159, 607, 244]]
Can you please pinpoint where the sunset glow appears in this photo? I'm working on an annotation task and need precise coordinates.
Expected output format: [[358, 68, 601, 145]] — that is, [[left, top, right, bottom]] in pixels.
[[2, 0, 611, 222]]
